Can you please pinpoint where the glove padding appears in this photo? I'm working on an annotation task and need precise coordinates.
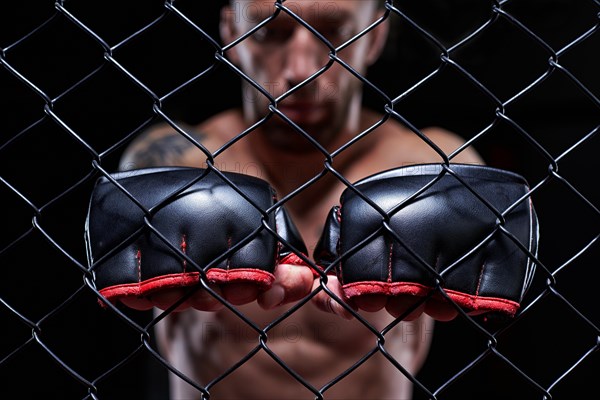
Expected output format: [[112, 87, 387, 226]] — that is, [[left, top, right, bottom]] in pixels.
[[85, 167, 308, 306], [314, 163, 538, 317]]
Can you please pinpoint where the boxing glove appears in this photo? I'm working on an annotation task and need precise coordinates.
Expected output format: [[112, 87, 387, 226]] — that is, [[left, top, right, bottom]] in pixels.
[[314, 163, 538, 316], [85, 167, 309, 306]]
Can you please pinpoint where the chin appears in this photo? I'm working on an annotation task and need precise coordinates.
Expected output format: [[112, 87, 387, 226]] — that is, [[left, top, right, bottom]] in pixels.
[[265, 120, 337, 154], [267, 132, 321, 154]]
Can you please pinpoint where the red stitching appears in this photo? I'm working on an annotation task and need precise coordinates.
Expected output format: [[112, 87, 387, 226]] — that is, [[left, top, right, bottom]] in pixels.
[[475, 260, 486, 296], [340, 281, 520, 316], [274, 210, 281, 264], [387, 240, 393, 283], [227, 235, 232, 270], [336, 205, 343, 284], [181, 234, 187, 272], [136, 249, 142, 283]]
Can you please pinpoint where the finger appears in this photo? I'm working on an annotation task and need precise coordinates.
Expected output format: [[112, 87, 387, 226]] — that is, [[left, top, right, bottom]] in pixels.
[[384, 295, 426, 321], [120, 296, 155, 311], [258, 264, 314, 309], [424, 297, 459, 321], [189, 283, 225, 312], [221, 282, 260, 305], [310, 275, 356, 320], [354, 294, 388, 313], [148, 288, 194, 312], [121, 284, 226, 312]]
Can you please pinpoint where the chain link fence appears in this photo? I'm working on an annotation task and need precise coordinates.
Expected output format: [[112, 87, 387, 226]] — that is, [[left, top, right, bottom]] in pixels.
[[1, 0, 598, 399]]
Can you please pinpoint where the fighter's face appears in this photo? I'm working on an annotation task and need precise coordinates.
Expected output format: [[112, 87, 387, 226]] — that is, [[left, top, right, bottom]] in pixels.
[[222, 0, 386, 151]]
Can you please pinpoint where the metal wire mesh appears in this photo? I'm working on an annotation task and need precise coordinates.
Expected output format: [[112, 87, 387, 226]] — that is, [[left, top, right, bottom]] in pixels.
[[0, 0, 598, 399]]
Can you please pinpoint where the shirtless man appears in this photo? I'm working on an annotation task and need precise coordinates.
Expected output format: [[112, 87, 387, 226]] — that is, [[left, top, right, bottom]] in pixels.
[[117, 1, 483, 398]]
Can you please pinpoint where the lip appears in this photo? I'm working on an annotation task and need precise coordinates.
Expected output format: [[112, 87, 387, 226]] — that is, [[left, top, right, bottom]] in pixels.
[[277, 103, 325, 124]]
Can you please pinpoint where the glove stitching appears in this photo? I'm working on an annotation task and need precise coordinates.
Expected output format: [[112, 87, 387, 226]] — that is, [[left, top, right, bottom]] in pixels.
[[341, 281, 519, 315], [274, 210, 281, 265], [136, 248, 142, 283], [181, 234, 187, 273], [336, 205, 344, 285], [226, 235, 232, 273], [387, 240, 393, 283], [272, 193, 280, 265], [475, 259, 487, 299]]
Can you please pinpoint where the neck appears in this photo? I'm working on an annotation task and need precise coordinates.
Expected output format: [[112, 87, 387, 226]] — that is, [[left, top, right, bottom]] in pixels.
[[252, 136, 331, 198], [246, 107, 377, 215]]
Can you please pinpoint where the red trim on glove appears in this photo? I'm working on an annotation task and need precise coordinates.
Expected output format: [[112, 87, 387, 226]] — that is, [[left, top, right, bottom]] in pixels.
[[206, 268, 275, 287], [99, 272, 201, 300], [98, 268, 277, 306], [280, 252, 326, 278], [279, 252, 307, 266], [342, 281, 520, 316]]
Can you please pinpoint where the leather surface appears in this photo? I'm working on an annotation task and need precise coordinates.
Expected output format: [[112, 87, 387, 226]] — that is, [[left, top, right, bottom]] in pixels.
[[85, 167, 307, 300], [314, 163, 539, 315]]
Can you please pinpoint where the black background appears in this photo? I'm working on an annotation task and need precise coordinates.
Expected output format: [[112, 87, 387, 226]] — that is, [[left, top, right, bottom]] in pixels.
[[0, 0, 598, 399]]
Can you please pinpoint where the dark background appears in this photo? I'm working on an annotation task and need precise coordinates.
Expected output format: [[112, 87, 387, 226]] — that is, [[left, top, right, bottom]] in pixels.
[[0, 0, 598, 399]]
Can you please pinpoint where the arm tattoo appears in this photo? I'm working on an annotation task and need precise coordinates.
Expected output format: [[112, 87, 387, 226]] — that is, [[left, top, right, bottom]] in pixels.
[[129, 130, 207, 168]]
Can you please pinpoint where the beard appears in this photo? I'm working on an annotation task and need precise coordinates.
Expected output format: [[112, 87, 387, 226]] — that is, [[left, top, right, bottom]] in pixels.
[[261, 116, 335, 154], [241, 74, 361, 154], [249, 96, 355, 154]]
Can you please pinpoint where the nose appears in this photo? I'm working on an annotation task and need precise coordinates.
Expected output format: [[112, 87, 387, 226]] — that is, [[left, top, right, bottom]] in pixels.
[[282, 28, 326, 87]]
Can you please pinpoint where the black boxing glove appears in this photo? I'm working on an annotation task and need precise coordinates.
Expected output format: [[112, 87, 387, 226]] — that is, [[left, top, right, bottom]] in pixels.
[[314, 163, 538, 316], [85, 167, 309, 306]]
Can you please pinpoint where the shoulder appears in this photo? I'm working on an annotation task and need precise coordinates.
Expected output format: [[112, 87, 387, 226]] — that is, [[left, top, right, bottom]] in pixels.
[[363, 110, 485, 165], [419, 126, 485, 164], [118, 109, 246, 170]]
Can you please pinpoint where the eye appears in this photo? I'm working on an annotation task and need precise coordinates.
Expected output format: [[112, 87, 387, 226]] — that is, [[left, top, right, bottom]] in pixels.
[[319, 24, 355, 46], [251, 25, 294, 45]]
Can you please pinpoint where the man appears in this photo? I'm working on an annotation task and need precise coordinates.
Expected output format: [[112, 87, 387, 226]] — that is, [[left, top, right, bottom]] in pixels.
[[118, 1, 483, 398]]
